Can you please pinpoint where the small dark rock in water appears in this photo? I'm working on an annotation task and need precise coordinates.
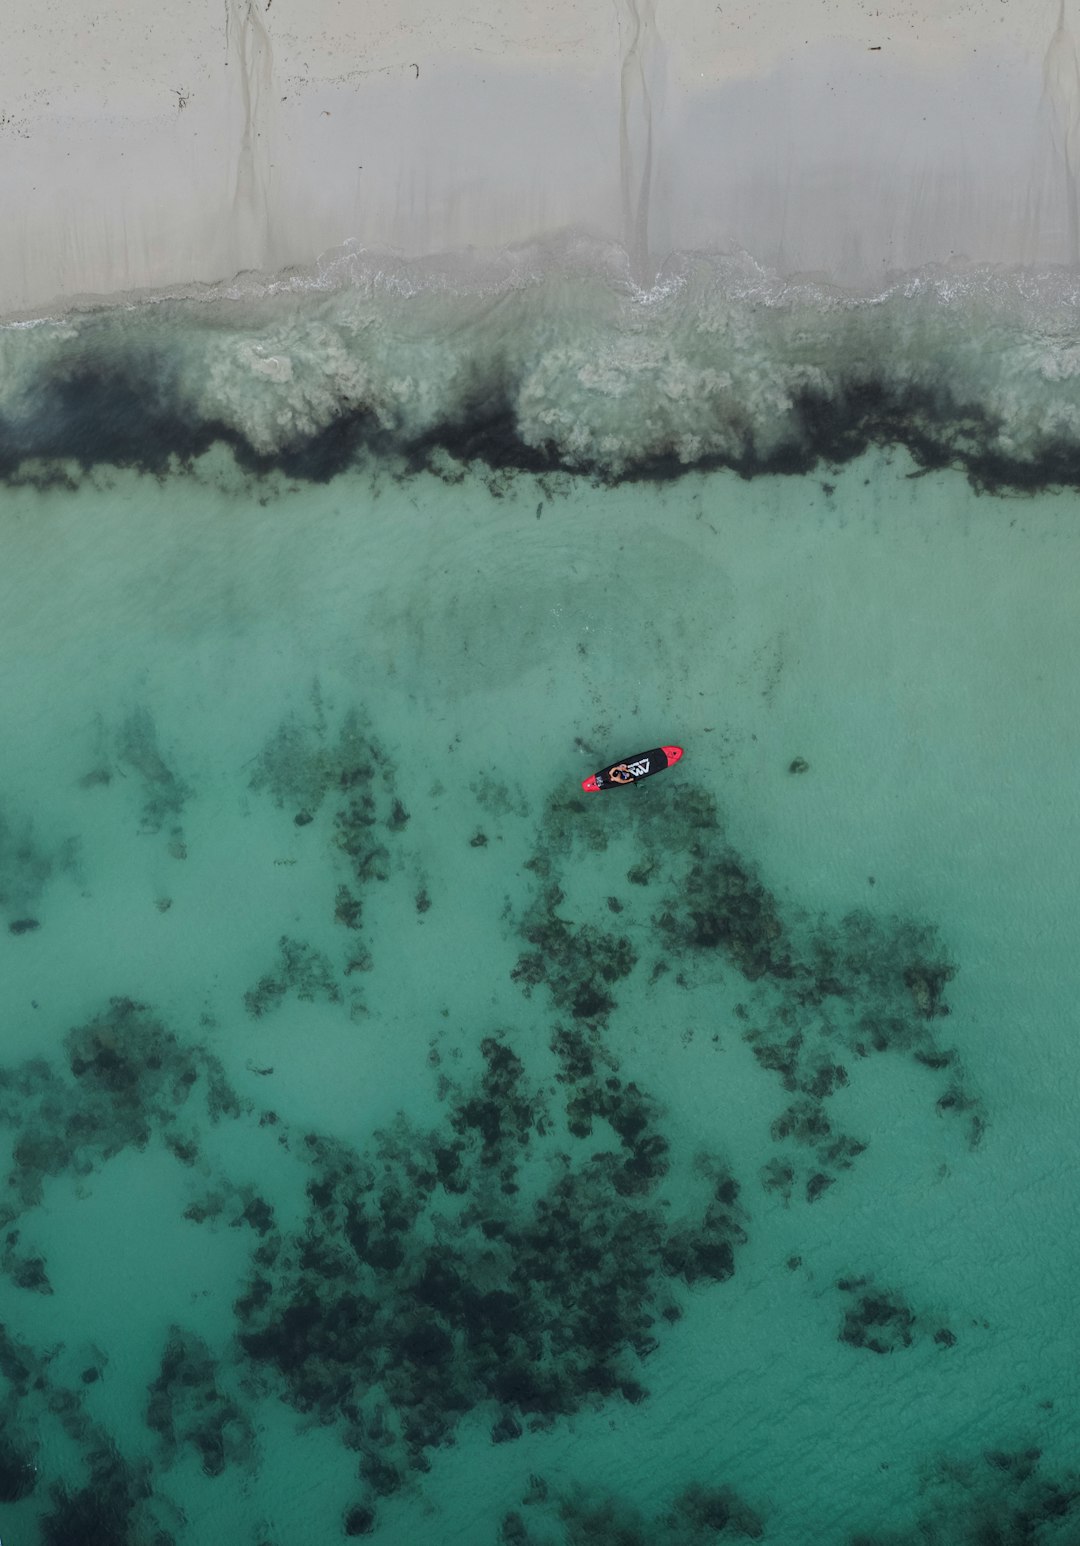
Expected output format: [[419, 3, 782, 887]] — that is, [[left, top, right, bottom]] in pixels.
[[788, 757, 810, 774], [607, 896, 623, 913], [416, 888, 431, 914], [344, 1505, 376, 1537], [9, 918, 39, 935], [470, 830, 489, 848], [294, 810, 314, 827]]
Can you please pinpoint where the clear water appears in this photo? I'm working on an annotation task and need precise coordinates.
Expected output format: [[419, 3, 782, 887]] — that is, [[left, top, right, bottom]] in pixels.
[[1, 249, 1079, 1545]]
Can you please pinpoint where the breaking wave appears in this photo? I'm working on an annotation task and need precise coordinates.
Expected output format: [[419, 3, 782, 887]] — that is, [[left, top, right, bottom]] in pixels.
[[4, 236, 1080, 489]]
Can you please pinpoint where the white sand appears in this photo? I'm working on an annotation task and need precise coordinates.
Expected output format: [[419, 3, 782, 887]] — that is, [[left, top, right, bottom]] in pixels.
[[0, 0, 1076, 314]]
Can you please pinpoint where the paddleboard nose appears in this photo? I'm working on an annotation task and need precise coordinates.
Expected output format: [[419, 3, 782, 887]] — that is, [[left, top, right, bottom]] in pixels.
[[662, 745, 683, 765]]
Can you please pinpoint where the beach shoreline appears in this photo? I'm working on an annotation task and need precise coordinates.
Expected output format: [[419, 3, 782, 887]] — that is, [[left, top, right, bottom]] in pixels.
[[0, 0, 1074, 316]]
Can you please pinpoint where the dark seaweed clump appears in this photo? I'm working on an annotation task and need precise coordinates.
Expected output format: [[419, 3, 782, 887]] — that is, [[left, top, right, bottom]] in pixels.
[[514, 778, 982, 1208], [551, 1023, 672, 1196], [243, 935, 342, 1018], [512, 886, 637, 1022], [146, 1327, 255, 1476], [184, 1179, 276, 1236], [115, 706, 191, 854], [0, 996, 241, 1221], [39, 1453, 168, 1546], [248, 703, 411, 993], [499, 1479, 765, 1545], [0, 1432, 37, 1501], [837, 1275, 954, 1355], [849, 1446, 1080, 1545], [0, 1323, 173, 1545], [2, 1230, 53, 1294], [234, 1031, 747, 1513], [0, 802, 76, 927]]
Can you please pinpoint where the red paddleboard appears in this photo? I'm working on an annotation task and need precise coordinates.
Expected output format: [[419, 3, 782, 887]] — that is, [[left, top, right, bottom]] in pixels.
[[582, 745, 683, 792]]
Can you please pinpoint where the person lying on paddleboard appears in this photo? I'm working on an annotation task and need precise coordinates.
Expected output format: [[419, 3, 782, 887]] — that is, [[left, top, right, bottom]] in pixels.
[[582, 745, 683, 792]]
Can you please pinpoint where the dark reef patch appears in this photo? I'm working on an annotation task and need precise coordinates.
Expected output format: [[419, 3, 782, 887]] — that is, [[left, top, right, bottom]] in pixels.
[[250, 700, 393, 828], [182, 1178, 276, 1236], [233, 1025, 747, 1484], [849, 1446, 1080, 1545], [513, 778, 981, 1207], [1, 1232, 53, 1294], [836, 1274, 953, 1355], [344, 1503, 377, 1536], [658, 851, 793, 980], [499, 1479, 765, 1544], [115, 707, 191, 852], [0, 803, 77, 926], [0, 996, 243, 1220], [243, 935, 342, 1018], [0, 701, 1006, 1543], [0, 1432, 37, 1501], [472, 775, 529, 819], [39, 1451, 168, 1546], [512, 885, 637, 1023], [551, 1024, 672, 1194], [146, 1326, 255, 1477], [249, 700, 410, 998], [0, 1323, 175, 1544]]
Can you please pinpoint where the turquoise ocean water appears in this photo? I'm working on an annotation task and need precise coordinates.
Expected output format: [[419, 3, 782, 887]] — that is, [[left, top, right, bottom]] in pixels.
[[1, 246, 1079, 1544]]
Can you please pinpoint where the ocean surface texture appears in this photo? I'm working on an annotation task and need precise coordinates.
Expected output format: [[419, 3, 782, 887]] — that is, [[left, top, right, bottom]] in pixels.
[[2, 187, 1080, 1546]]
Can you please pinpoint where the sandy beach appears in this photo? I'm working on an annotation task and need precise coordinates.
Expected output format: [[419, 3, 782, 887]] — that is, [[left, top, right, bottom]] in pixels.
[[1, 0, 1075, 315]]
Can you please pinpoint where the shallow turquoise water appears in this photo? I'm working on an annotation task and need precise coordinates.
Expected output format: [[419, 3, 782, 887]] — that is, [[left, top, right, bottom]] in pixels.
[[1, 262, 1080, 1545]]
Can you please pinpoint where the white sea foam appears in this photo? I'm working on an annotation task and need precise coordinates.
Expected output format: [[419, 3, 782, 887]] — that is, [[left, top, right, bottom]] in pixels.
[[3, 239, 1080, 482]]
